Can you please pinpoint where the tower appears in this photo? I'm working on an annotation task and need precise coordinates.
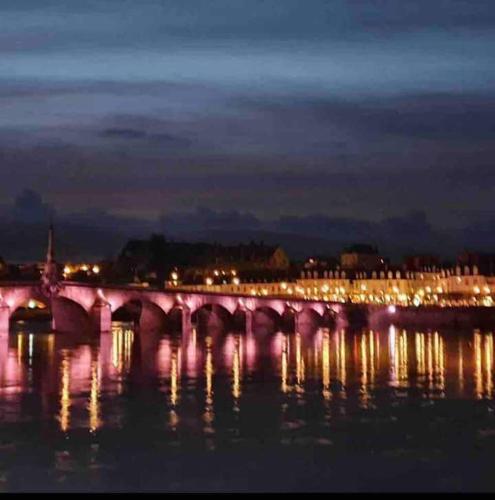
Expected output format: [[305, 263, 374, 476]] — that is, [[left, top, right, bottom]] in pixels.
[[41, 224, 61, 297], [46, 222, 55, 263]]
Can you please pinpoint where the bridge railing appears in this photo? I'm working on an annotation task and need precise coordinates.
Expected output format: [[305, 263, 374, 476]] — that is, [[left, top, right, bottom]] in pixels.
[[0, 279, 341, 306], [61, 281, 337, 305]]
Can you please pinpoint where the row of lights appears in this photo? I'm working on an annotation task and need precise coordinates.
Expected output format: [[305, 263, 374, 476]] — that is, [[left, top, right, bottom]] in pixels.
[[205, 269, 239, 287], [169, 269, 240, 288], [63, 263, 100, 278], [224, 281, 495, 308], [205, 276, 240, 286]]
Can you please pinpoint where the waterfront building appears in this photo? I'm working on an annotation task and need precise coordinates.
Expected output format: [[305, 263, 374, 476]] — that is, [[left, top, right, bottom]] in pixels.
[[403, 254, 441, 271], [340, 244, 385, 271], [457, 251, 495, 276], [117, 235, 290, 286], [181, 262, 495, 308]]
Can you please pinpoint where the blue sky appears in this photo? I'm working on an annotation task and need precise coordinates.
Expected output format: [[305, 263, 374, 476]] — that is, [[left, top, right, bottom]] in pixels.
[[1, 0, 494, 235]]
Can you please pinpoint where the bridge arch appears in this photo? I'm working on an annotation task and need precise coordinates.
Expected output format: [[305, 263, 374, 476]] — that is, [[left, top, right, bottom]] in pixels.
[[112, 298, 167, 333], [51, 296, 92, 334], [8, 295, 92, 335], [192, 303, 233, 332], [296, 307, 323, 334], [9, 297, 52, 329], [253, 305, 281, 335]]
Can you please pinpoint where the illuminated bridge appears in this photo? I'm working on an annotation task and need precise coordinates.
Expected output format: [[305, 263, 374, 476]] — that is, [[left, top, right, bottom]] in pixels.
[[0, 227, 366, 337], [0, 279, 349, 336]]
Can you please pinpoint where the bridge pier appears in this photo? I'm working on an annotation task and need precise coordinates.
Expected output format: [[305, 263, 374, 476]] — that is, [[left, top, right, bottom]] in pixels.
[[98, 329, 113, 378], [0, 300, 9, 336], [295, 311, 302, 333], [234, 307, 253, 333], [90, 299, 112, 334], [323, 305, 337, 328], [245, 308, 253, 334], [182, 306, 192, 341], [0, 332, 8, 380]]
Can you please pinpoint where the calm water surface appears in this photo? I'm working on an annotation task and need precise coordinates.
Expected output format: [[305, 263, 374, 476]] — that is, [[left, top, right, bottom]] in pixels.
[[1, 322, 495, 491]]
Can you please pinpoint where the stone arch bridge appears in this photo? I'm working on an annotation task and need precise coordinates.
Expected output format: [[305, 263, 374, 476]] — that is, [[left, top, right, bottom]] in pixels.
[[0, 281, 362, 337]]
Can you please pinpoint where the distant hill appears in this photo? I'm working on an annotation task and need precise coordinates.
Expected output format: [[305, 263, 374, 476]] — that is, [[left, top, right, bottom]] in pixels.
[[166, 229, 348, 261], [0, 218, 467, 264]]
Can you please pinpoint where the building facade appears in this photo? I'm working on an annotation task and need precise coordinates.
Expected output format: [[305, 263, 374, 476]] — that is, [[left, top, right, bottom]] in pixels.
[[181, 262, 495, 308]]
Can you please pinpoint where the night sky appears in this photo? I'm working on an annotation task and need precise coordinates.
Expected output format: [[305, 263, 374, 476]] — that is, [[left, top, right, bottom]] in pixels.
[[1, 1, 495, 259]]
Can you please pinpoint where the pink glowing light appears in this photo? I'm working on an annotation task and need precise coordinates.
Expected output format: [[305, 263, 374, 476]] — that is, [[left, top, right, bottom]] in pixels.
[[245, 334, 256, 371], [223, 334, 235, 368]]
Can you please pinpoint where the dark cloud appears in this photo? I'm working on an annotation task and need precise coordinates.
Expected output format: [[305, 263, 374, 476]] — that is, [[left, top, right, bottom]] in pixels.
[[160, 207, 261, 234], [99, 116, 193, 148], [2, 0, 495, 51], [101, 128, 147, 140], [11, 189, 54, 223], [350, 0, 495, 32], [239, 91, 495, 143], [0, 189, 491, 262], [0, 1, 494, 248]]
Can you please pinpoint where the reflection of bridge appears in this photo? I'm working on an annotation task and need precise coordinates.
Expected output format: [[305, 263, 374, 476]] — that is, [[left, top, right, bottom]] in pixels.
[[0, 280, 346, 336]]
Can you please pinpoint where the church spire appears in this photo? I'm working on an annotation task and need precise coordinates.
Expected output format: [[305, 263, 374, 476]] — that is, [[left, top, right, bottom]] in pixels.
[[46, 223, 55, 263], [41, 222, 61, 297]]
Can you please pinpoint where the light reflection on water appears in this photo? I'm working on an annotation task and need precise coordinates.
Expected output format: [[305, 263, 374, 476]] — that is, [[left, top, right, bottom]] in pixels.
[[1, 322, 495, 490], [1, 324, 495, 429]]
